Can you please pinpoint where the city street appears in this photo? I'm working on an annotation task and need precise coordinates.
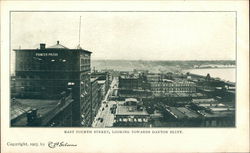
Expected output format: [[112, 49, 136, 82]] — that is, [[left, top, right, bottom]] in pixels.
[[92, 77, 118, 128]]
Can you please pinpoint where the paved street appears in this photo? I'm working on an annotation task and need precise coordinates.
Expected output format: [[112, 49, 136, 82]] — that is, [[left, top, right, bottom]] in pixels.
[[92, 77, 118, 127]]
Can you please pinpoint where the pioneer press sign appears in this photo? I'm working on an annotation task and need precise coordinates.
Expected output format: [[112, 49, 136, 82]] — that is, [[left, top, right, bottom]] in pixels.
[[35, 53, 59, 57]]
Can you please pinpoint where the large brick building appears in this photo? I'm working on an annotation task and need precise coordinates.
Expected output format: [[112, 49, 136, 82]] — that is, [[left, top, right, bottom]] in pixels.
[[150, 80, 196, 97], [13, 41, 92, 127]]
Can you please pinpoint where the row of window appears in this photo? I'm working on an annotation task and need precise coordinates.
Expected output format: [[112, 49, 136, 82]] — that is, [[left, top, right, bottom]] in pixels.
[[80, 58, 90, 65], [151, 83, 195, 87], [80, 65, 91, 71], [152, 88, 196, 91], [16, 65, 78, 71], [16, 75, 71, 80], [115, 117, 148, 123]]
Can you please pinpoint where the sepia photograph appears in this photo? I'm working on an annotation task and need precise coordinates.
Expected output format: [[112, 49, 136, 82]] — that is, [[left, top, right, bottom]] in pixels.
[[10, 11, 236, 128]]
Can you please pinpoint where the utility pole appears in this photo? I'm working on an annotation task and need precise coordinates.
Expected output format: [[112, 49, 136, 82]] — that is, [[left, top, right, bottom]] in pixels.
[[77, 16, 82, 49]]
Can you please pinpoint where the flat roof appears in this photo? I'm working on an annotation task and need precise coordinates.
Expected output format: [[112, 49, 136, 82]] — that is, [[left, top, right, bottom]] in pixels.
[[192, 98, 216, 103], [16, 99, 59, 116], [116, 106, 148, 116], [11, 98, 73, 126], [197, 103, 219, 107], [190, 93, 204, 97], [199, 110, 234, 118], [120, 76, 139, 79], [209, 107, 235, 111], [91, 77, 98, 82], [177, 107, 200, 118], [125, 98, 138, 102], [166, 107, 186, 119], [11, 101, 31, 120], [97, 80, 106, 84], [11, 99, 59, 126], [166, 107, 200, 119], [161, 92, 193, 97]]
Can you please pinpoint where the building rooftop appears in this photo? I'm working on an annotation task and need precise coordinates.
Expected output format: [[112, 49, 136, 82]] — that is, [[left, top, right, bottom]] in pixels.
[[116, 101, 148, 116], [47, 41, 69, 49], [190, 93, 204, 97], [177, 107, 200, 118], [192, 98, 217, 103], [91, 77, 98, 83], [11, 101, 31, 121], [166, 107, 185, 119], [209, 107, 235, 112], [125, 98, 138, 103], [120, 75, 139, 79], [164, 93, 193, 97], [13, 41, 92, 54], [16, 99, 60, 116], [198, 110, 234, 118], [116, 106, 149, 116], [97, 80, 106, 84], [166, 107, 200, 119], [11, 97, 73, 126], [11, 99, 59, 126], [197, 103, 220, 107]]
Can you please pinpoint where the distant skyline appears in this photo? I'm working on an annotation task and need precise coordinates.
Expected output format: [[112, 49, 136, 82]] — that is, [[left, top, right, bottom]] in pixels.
[[11, 12, 236, 61], [91, 59, 235, 61]]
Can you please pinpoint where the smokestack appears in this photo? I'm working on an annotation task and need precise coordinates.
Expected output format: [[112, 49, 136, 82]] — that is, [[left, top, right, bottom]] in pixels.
[[57, 41, 59, 45], [40, 43, 46, 49]]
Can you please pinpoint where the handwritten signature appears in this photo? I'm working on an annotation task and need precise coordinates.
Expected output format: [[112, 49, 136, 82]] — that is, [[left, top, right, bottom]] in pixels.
[[48, 141, 77, 148]]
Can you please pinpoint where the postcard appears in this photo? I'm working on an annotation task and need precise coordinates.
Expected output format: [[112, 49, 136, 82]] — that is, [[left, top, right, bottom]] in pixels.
[[1, 0, 249, 153]]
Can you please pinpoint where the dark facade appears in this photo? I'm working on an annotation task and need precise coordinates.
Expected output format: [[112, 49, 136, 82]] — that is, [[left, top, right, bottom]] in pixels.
[[90, 78, 102, 122], [118, 73, 149, 99], [13, 41, 92, 127], [119, 76, 140, 90], [118, 73, 148, 90], [92, 71, 111, 94]]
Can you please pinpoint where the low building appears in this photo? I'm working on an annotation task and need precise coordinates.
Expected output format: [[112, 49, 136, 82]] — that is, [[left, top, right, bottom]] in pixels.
[[153, 106, 202, 127], [113, 98, 150, 127], [11, 91, 73, 127], [164, 106, 200, 119], [189, 98, 235, 127], [197, 109, 235, 127]]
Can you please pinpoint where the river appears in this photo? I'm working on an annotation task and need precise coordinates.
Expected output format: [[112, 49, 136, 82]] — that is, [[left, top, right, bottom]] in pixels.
[[184, 68, 236, 82]]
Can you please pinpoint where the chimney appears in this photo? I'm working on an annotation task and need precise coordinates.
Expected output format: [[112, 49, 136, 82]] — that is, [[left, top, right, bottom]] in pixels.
[[40, 43, 46, 49], [57, 41, 59, 45], [27, 108, 38, 126]]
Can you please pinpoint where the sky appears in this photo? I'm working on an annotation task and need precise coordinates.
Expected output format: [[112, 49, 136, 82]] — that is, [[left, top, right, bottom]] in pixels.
[[11, 11, 236, 61]]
